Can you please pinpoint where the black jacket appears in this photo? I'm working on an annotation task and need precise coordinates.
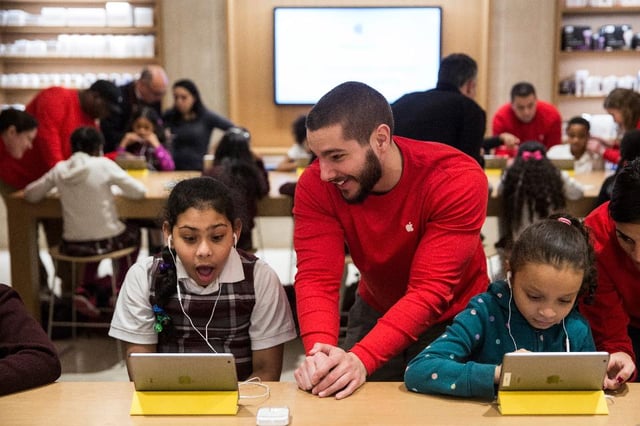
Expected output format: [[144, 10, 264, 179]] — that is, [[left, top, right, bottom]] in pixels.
[[391, 83, 486, 165]]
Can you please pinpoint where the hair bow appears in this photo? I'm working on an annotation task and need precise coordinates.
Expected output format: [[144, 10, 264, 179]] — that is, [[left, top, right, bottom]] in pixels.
[[521, 150, 543, 161]]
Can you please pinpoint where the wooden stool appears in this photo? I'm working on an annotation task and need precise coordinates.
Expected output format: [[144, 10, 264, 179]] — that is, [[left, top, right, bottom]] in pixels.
[[46, 245, 136, 345]]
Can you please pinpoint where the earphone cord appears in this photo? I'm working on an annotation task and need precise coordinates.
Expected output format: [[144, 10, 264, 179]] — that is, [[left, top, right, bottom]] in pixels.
[[506, 285, 518, 351], [177, 280, 222, 353], [562, 319, 571, 352], [168, 241, 224, 353]]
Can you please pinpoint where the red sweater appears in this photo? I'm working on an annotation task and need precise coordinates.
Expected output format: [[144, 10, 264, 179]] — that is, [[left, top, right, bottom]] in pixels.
[[293, 137, 489, 374], [581, 203, 638, 363], [492, 100, 562, 151], [0, 87, 96, 190], [602, 119, 640, 165]]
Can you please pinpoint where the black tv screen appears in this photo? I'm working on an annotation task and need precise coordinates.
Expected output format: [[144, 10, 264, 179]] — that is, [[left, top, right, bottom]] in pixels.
[[273, 6, 442, 105]]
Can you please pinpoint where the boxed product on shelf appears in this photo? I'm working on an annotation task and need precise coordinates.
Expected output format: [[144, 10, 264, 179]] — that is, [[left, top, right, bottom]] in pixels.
[[562, 25, 592, 50], [105, 2, 133, 27], [134, 7, 154, 27], [598, 24, 633, 50], [565, 0, 588, 6], [66, 8, 107, 27], [39, 7, 66, 26], [4, 10, 30, 26], [588, 0, 614, 6]]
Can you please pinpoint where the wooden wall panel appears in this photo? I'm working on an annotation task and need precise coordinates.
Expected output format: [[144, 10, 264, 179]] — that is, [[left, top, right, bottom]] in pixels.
[[227, 0, 490, 150]]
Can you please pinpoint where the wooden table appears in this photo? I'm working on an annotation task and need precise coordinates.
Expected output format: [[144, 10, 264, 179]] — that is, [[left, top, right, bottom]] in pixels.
[[6, 171, 295, 321], [6, 170, 605, 320], [0, 381, 635, 425]]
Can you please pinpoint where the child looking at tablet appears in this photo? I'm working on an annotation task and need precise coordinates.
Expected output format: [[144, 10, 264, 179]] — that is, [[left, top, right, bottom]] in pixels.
[[404, 214, 597, 400], [109, 176, 297, 381], [115, 107, 174, 171]]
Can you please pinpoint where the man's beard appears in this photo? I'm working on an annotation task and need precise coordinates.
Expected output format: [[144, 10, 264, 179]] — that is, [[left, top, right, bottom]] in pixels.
[[343, 147, 383, 204]]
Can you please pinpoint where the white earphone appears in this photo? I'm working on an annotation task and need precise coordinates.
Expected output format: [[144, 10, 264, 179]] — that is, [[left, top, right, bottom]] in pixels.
[[233, 233, 237, 248], [167, 235, 173, 250]]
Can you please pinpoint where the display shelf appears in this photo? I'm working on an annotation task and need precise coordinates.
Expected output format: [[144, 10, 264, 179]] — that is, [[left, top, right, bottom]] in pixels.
[[1, 57, 157, 64], [561, 6, 640, 14], [0, 0, 162, 106], [553, 1, 640, 120], [558, 49, 640, 57], [0, 26, 156, 35]]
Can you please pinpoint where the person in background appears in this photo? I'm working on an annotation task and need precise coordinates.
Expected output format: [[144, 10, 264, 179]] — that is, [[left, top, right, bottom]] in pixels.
[[0, 283, 61, 395], [109, 176, 296, 381], [547, 116, 603, 174], [113, 106, 174, 171], [293, 82, 489, 399], [588, 88, 640, 166], [580, 158, 640, 387], [0, 108, 37, 163], [492, 82, 562, 157], [392, 53, 485, 166], [405, 215, 598, 400], [0, 80, 121, 295], [24, 127, 146, 317], [204, 127, 269, 252], [163, 79, 235, 171], [111, 106, 173, 256], [101, 65, 169, 153], [595, 129, 640, 207], [276, 114, 312, 172], [496, 141, 584, 257], [0, 80, 120, 194]]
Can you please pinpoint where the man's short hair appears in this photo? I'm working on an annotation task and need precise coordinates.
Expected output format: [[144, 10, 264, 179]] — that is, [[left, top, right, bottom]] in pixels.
[[510, 82, 536, 101], [438, 53, 478, 89], [567, 116, 590, 132], [306, 81, 394, 145]]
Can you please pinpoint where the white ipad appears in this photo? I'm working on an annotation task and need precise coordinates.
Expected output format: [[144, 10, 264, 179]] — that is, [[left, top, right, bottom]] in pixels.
[[128, 353, 238, 392], [550, 158, 575, 170], [499, 351, 609, 391], [115, 155, 148, 170]]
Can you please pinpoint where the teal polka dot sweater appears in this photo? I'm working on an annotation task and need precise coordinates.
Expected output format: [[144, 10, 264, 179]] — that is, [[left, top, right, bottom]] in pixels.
[[404, 280, 596, 400]]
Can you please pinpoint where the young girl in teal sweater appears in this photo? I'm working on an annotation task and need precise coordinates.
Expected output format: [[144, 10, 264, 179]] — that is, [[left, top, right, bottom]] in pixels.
[[404, 214, 597, 400]]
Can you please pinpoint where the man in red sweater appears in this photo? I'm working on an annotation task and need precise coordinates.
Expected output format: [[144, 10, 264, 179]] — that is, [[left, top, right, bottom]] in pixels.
[[0, 80, 120, 192], [491, 81, 561, 156], [293, 82, 489, 399], [0, 80, 121, 295]]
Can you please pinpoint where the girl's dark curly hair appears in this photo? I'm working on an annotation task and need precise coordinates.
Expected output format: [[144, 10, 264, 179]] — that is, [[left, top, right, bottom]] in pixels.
[[509, 213, 597, 304], [149, 176, 240, 335], [499, 141, 566, 249]]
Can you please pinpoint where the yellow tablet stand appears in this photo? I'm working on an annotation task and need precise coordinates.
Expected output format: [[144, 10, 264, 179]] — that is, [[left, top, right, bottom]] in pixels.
[[498, 390, 608, 415], [126, 169, 149, 178], [130, 390, 239, 415]]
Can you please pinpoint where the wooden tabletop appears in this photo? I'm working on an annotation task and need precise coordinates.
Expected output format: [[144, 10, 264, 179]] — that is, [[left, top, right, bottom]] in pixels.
[[0, 381, 635, 425]]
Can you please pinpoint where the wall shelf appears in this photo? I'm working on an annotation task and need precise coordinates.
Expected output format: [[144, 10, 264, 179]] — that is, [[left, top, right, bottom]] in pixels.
[[553, 1, 640, 120], [0, 0, 162, 107], [561, 6, 640, 14], [0, 26, 157, 35]]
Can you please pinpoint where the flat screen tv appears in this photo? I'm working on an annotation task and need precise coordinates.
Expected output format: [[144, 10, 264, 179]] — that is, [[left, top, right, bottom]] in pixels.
[[273, 6, 442, 105]]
